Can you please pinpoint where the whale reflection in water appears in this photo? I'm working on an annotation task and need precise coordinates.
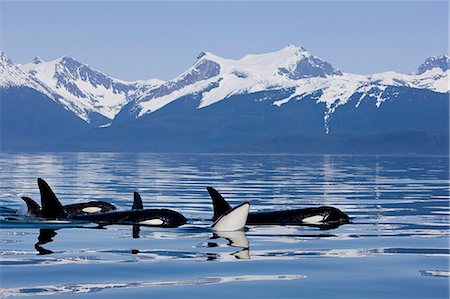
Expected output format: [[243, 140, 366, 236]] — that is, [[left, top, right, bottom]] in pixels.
[[30, 225, 252, 259], [35, 229, 57, 255], [209, 230, 251, 260]]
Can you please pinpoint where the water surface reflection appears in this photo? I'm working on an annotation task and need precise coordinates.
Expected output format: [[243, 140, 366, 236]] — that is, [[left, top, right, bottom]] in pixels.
[[0, 154, 448, 299]]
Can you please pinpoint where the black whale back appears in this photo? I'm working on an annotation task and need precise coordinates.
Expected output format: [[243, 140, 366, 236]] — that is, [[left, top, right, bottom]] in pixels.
[[246, 206, 350, 225], [72, 209, 187, 228]]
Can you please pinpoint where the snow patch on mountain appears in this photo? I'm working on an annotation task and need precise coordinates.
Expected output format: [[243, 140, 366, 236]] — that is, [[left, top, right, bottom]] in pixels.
[[135, 47, 449, 123], [137, 45, 343, 116], [2, 47, 448, 129], [0, 52, 53, 97], [137, 80, 215, 115], [21, 57, 163, 122]]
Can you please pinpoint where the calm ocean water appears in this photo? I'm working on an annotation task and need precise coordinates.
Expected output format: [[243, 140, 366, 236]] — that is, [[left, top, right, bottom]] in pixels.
[[0, 153, 448, 298]]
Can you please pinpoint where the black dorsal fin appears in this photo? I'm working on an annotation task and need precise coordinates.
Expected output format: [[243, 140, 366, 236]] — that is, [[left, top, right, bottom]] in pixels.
[[21, 196, 41, 216], [207, 187, 232, 221], [132, 192, 143, 210], [37, 178, 67, 219]]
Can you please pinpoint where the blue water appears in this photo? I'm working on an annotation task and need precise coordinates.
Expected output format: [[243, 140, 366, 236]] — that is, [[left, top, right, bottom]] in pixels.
[[0, 153, 448, 298]]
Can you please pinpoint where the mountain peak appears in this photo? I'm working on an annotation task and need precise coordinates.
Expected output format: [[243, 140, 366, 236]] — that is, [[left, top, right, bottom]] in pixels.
[[32, 56, 44, 64], [275, 45, 342, 79], [0, 51, 54, 95], [416, 55, 449, 74], [59, 55, 82, 66], [195, 51, 221, 65], [281, 44, 308, 54], [197, 51, 208, 60], [0, 52, 13, 66]]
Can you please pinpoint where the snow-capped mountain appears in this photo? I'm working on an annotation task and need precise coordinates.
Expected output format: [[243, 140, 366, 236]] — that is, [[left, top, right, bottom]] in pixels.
[[3, 47, 448, 127], [20, 56, 163, 124], [132, 45, 345, 117], [0, 52, 54, 97], [1, 46, 448, 153], [129, 46, 448, 128]]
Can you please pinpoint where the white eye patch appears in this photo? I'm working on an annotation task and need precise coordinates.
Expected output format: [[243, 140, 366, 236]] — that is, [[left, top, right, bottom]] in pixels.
[[301, 215, 325, 224], [82, 207, 102, 213], [138, 219, 164, 225]]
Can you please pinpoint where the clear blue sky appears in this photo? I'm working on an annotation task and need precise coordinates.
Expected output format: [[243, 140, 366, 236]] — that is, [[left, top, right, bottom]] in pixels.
[[1, 1, 448, 81]]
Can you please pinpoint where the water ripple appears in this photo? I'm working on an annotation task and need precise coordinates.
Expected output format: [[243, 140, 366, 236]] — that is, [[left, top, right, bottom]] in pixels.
[[0, 153, 448, 298]]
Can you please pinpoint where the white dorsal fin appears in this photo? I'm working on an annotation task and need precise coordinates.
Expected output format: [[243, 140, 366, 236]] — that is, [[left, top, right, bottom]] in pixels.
[[211, 202, 249, 232]]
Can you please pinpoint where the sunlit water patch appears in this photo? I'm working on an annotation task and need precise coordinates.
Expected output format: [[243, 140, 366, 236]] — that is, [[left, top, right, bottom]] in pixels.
[[0, 153, 448, 299]]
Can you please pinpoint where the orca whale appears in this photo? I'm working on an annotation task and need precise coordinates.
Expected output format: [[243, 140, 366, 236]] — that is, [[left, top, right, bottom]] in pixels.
[[33, 179, 250, 231], [36, 178, 187, 228], [207, 187, 350, 229], [20, 195, 116, 218]]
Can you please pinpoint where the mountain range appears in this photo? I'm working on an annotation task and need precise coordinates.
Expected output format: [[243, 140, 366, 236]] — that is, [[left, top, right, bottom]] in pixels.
[[0, 46, 448, 154]]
